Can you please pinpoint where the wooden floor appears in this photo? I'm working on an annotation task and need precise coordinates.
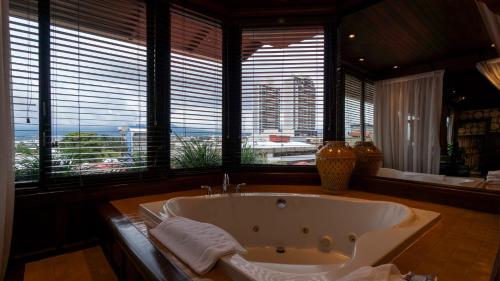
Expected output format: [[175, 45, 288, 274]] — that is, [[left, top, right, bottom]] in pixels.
[[23, 247, 117, 281]]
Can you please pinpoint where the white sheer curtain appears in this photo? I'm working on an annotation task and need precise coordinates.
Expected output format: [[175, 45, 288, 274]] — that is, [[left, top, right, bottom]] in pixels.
[[476, 57, 500, 90], [0, 0, 14, 280], [374, 70, 444, 174]]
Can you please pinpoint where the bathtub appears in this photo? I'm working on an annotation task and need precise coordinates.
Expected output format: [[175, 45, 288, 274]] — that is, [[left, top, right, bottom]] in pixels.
[[139, 193, 440, 281], [377, 168, 484, 188]]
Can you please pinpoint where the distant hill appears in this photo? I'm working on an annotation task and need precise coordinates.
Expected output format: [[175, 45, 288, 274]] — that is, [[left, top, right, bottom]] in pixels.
[[14, 124, 221, 140]]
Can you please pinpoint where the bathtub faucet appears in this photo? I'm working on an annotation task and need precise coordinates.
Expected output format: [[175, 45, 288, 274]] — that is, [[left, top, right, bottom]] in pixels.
[[222, 173, 230, 193]]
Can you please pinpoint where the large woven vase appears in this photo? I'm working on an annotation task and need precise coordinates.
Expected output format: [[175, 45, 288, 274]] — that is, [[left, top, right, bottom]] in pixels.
[[316, 141, 356, 194], [352, 141, 383, 176]]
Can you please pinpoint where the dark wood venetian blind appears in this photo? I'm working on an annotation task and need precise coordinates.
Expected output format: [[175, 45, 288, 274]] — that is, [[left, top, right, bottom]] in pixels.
[[241, 26, 324, 166], [345, 74, 362, 145], [49, 0, 148, 180], [364, 81, 375, 142], [9, 0, 39, 182], [170, 5, 223, 169], [344, 74, 375, 144]]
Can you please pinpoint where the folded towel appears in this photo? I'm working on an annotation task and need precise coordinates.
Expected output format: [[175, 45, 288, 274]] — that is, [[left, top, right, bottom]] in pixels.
[[150, 216, 246, 275], [487, 170, 500, 177]]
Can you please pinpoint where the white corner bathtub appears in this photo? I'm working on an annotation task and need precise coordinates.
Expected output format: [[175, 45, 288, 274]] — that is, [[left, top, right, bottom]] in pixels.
[[376, 168, 484, 188], [139, 193, 440, 281]]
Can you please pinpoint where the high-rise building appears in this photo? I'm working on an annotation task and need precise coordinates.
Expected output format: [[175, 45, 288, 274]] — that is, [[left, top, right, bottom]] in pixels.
[[256, 84, 280, 133], [282, 76, 317, 136]]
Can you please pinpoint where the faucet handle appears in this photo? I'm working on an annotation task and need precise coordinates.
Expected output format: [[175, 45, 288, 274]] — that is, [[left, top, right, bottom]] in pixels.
[[201, 185, 213, 195], [235, 183, 246, 193]]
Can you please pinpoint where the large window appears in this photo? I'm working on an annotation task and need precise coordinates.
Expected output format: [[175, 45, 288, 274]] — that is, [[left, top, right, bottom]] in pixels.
[[344, 73, 375, 145], [10, 0, 39, 182], [49, 0, 147, 177], [9, 1, 353, 186], [170, 6, 223, 169], [241, 26, 324, 165]]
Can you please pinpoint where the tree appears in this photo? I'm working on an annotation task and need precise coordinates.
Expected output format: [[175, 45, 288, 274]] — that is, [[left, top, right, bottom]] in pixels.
[[57, 132, 126, 170], [15, 142, 39, 181]]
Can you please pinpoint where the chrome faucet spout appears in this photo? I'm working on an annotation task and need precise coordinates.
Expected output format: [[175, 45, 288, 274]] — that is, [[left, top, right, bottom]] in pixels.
[[222, 173, 229, 193]]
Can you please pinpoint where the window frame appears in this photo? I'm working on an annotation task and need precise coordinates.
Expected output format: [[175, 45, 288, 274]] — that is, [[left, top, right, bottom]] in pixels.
[[233, 19, 341, 171], [12, 0, 345, 190]]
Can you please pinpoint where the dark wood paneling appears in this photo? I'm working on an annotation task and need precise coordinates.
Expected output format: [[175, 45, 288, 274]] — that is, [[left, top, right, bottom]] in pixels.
[[342, 0, 496, 76], [11, 205, 58, 258], [98, 204, 190, 281]]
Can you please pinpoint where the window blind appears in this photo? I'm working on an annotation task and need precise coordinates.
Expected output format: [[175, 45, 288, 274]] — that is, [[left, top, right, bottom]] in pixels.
[[364, 81, 375, 142], [344, 73, 375, 144], [344, 74, 362, 145], [49, 0, 148, 178], [241, 26, 324, 166], [170, 6, 223, 169], [10, 0, 39, 182]]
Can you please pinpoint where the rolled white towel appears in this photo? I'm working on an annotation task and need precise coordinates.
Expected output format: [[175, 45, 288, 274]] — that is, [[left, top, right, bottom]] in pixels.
[[150, 216, 246, 274]]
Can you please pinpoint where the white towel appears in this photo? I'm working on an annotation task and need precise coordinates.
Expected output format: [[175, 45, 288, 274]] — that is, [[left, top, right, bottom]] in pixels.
[[336, 264, 405, 281], [487, 170, 500, 177], [150, 216, 246, 275]]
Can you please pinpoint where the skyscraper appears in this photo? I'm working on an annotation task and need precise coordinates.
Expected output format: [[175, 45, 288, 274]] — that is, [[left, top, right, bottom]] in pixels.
[[282, 76, 317, 136], [256, 84, 280, 133]]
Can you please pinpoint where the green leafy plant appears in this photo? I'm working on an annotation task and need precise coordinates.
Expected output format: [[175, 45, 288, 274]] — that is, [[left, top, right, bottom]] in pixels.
[[241, 141, 266, 164], [171, 135, 222, 168]]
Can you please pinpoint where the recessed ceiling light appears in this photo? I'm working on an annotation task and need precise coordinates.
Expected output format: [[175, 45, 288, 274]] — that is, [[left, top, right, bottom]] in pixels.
[[358, 57, 365, 62], [348, 33, 356, 39], [393, 65, 399, 69], [492, 43, 496, 48]]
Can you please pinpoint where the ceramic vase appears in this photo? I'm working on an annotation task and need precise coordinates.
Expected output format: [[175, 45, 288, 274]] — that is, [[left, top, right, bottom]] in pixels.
[[316, 141, 356, 194], [352, 141, 383, 176]]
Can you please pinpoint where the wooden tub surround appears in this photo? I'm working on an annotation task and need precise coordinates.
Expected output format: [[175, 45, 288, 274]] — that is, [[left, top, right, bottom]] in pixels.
[[99, 185, 500, 281]]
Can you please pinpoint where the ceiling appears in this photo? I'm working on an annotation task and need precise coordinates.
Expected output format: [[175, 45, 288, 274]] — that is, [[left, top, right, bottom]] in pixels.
[[445, 68, 500, 110], [341, 0, 497, 78], [178, 0, 381, 18]]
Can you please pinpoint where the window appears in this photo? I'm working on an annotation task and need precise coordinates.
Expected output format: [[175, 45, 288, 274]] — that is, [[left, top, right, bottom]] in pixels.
[[10, 0, 39, 182], [50, 0, 147, 176], [170, 6, 223, 169], [364, 82, 375, 142], [345, 74, 362, 145], [344, 73, 375, 145], [241, 26, 324, 165]]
